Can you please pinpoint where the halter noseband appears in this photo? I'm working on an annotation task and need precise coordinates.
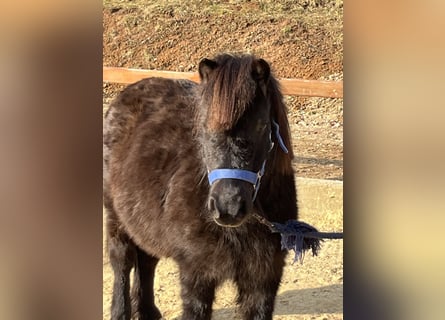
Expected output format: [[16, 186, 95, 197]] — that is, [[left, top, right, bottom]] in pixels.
[[207, 120, 288, 202]]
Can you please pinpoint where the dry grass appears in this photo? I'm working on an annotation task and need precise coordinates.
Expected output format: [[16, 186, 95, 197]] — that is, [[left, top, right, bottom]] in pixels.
[[103, 0, 343, 74]]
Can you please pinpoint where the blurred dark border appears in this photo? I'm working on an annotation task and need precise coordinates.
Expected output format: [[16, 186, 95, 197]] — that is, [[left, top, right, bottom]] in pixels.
[[0, 2, 103, 319], [1, 1, 444, 319], [345, 1, 445, 319]]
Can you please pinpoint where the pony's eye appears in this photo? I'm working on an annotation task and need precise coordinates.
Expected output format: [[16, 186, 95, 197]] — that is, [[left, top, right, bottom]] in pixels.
[[257, 122, 268, 132]]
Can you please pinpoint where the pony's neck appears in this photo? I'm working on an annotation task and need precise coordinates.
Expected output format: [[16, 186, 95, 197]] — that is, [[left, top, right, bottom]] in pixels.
[[256, 147, 298, 223]]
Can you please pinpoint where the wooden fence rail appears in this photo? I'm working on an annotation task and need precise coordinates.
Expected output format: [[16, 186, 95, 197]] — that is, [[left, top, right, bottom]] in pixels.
[[103, 67, 343, 98]]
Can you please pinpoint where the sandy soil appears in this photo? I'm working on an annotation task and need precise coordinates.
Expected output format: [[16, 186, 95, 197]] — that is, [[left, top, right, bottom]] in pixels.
[[103, 246, 343, 320]]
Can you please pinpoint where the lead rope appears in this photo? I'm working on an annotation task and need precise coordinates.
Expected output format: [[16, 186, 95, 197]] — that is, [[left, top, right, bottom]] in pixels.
[[252, 121, 343, 263], [252, 212, 343, 264], [252, 213, 343, 239]]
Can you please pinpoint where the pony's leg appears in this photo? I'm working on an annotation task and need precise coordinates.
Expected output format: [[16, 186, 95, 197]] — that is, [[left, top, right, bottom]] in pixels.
[[106, 203, 137, 320], [179, 269, 216, 320], [108, 231, 136, 320], [131, 247, 162, 320], [235, 260, 284, 320], [236, 281, 280, 320]]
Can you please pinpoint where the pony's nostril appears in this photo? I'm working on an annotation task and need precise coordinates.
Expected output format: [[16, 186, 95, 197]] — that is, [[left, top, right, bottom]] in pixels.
[[208, 196, 218, 217], [238, 200, 247, 216]]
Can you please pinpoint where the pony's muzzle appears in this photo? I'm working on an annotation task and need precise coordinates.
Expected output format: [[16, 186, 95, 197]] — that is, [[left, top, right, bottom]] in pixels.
[[208, 180, 253, 227]]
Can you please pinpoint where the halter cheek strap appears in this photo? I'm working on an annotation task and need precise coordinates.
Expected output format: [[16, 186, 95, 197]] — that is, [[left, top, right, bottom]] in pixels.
[[272, 119, 288, 154], [207, 120, 288, 202]]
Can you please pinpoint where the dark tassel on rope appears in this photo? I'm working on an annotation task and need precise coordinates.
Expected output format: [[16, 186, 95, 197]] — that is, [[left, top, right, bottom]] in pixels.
[[252, 213, 343, 264]]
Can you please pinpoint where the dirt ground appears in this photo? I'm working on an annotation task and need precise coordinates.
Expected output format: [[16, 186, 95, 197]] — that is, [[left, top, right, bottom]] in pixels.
[[103, 1, 343, 318]]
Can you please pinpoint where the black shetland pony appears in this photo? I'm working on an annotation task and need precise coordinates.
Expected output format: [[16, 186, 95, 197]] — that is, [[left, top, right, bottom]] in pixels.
[[104, 54, 302, 320]]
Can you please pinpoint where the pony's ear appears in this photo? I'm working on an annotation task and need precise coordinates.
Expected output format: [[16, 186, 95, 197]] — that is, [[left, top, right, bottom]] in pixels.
[[251, 58, 270, 84], [198, 58, 218, 83]]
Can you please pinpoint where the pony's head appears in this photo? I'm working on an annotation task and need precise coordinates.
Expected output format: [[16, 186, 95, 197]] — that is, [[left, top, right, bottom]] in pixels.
[[196, 54, 293, 227]]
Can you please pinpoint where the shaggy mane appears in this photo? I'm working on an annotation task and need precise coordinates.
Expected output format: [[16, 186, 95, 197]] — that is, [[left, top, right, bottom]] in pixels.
[[202, 54, 256, 131]]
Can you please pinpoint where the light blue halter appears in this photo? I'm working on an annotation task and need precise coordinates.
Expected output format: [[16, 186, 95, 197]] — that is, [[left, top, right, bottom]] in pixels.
[[207, 120, 288, 201]]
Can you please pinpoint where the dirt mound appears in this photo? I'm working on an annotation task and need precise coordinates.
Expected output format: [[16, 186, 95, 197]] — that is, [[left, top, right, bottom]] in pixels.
[[103, 1, 342, 77]]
